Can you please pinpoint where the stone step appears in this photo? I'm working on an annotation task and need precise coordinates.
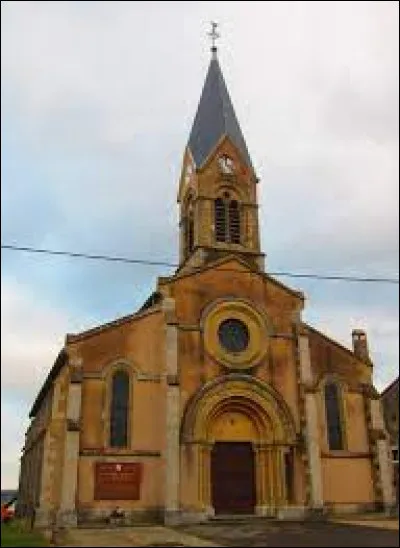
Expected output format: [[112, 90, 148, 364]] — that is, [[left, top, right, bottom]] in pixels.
[[210, 514, 270, 522]]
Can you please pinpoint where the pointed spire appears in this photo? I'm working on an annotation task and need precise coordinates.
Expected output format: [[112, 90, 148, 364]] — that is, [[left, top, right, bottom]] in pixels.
[[187, 25, 254, 174]]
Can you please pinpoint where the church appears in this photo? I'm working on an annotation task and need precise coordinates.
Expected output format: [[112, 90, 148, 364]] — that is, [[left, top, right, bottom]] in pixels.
[[17, 37, 395, 528]]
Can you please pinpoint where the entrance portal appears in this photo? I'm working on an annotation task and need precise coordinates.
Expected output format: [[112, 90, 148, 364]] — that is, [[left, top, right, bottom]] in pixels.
[[211, 442, 255, 514]]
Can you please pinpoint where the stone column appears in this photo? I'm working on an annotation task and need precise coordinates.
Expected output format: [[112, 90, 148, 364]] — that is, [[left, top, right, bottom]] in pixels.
[[163, 297, 181, 525], [56, 363, 82, 527], [197, 197, 213, 247], [298, 335, 323, 510], [270, 446, 286, 509], [265, 446, 275, 512], [277, 447, 286, 506], [254, 445, 268, 516], [370, 398, 395, 510], [202, 443, 214, 516], [35, 382, 61, 528], [34, 430, 52, 528]]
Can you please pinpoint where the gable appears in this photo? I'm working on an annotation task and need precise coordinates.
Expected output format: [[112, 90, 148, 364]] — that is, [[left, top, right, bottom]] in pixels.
[[305, 323, 372, 385], [197, 134, 256, 187], [160, 255, 304, 326]]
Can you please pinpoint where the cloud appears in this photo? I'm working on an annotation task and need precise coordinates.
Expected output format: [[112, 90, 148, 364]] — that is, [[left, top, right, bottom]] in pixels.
[[1, 397, 31, 490], [0, 278, 71, 490], [1, 279, 69, 397]]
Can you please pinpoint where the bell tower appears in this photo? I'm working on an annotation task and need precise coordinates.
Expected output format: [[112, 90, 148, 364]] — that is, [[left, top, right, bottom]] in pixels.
[[177, 24, 264, 273]]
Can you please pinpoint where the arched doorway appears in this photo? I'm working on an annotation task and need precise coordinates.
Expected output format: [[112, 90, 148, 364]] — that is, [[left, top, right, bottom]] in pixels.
[[211, 441, 255, 514], [208, 404, 259, 514], [180, 375, 296, 517]]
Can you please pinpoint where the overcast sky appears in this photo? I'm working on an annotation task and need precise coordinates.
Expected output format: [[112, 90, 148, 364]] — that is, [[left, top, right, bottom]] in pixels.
[[1, 1, 398, 490]]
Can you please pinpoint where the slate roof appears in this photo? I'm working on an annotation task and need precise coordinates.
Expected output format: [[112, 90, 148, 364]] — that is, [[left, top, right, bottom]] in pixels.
[[188, 53, 254, 174]]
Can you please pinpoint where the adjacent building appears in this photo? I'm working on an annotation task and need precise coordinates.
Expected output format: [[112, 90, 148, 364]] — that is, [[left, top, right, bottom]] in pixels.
[[381, 377, 399, 505]]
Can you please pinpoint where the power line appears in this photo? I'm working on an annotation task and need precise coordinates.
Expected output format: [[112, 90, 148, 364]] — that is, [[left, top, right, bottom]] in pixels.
[[1, 244, 177, 268], [1, 243, 399, 285]]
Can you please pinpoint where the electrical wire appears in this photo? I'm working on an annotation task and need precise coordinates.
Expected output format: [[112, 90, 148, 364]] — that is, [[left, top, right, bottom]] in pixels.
[[2, 244, 398, 285]]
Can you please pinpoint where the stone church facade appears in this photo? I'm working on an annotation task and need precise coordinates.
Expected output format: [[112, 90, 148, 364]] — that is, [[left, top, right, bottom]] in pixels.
[[17, 45, 395, 528]]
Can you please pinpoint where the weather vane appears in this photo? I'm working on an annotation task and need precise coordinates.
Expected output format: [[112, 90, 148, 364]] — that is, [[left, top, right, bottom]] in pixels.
[[208, 21, 220, 55]]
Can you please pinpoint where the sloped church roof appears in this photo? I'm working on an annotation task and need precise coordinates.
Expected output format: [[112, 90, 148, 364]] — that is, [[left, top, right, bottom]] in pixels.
[[188, 52, 254, 174]]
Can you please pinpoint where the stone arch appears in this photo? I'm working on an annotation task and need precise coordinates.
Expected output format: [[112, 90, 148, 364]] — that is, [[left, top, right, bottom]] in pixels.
[[181, 374, 296, 445], [180, 374, 297, 515], [101, 358, 142, 379], [214, 181, 248, 203]]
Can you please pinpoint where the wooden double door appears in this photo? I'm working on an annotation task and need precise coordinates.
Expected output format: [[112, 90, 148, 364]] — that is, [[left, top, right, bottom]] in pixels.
[[211, 442, 256, 515]]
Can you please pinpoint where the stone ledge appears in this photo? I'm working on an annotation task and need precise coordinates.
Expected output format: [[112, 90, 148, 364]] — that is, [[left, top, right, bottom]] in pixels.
[[276, 506, 307, 520], [56, 509, 78, 527], [166, 374, 179, 386], [66, 419, 81, 432], [321, 451, 372, 459], [324, 502, 380, 514], [79, 449, 161, 457], [70, 367, 83, 383], [370, 428, 387, 441], [77, 507, 164, 526]]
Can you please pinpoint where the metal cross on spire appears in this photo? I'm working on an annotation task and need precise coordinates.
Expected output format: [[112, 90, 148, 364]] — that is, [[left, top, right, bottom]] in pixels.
[[208, 21, 220, 56]]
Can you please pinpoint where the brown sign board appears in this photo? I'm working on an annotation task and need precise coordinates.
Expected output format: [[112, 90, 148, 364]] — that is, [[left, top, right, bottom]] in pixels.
[[94, 462, 143, 500]]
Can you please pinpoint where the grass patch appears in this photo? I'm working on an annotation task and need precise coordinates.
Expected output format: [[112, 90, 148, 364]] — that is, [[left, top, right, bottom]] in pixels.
[[1, 520, 49, 547]]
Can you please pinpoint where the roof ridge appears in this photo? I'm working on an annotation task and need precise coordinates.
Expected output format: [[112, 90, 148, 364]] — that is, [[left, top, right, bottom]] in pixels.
[[67, 305, 162, 343], [303, 322, 359, 361], [381, 376, 399, 396]]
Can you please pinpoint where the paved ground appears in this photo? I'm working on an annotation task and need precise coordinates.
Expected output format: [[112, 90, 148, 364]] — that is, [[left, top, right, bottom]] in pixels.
[[174, 519, 399, 547], [331, 515, 399, 531], [54, 518, 399, 547], [56, 525, 218, 547]]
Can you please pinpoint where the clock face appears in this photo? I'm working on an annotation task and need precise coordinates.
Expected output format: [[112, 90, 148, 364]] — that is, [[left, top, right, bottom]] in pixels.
[[219, 155, 235, 174], [218, 318, 250, 353]]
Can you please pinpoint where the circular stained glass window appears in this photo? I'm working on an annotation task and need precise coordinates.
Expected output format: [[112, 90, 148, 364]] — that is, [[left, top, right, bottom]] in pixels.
[[218, 318, 250, 353]]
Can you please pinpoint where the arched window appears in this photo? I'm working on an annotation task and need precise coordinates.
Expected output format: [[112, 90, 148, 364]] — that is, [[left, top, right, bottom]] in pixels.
[[229, 200, 241, 243], [110, 370, 129, 448], [183, 194, 195, 258], [324, 382, 344, 450], [187, 210, 194, 254], [214, 193, 241, 244], [215, 198, 226, 242]]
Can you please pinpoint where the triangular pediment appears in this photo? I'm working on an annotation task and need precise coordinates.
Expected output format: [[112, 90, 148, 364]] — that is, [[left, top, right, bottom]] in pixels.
[[169, 254, 303, 301]]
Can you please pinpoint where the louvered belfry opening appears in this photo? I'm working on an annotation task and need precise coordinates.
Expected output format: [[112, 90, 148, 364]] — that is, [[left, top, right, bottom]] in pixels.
[[214, 193, 241, 244], [215, 198, 227, 242], [184, 194, 195, 258], [187, 213, 194, 253], [229, 200, 240, 243]]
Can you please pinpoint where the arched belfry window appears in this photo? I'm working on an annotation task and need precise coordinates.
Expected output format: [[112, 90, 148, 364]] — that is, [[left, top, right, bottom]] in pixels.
[[215, 198, 226, 242], [324, 382, 344, 450], [110, 370, 129, 448], [187, 207, 194, 254], [229, 200, 240, 243], [214, 193, 241, 244], [183, 194, 195, 257]]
